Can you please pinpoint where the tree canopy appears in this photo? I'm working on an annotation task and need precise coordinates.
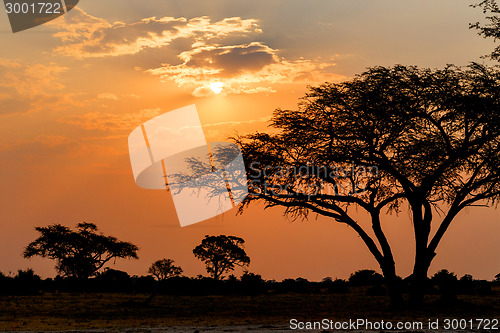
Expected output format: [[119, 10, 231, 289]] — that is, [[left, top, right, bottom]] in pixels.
[[193, 235, 250, 280], [23, 222, 139, 279], [148, 258, 183, 281]]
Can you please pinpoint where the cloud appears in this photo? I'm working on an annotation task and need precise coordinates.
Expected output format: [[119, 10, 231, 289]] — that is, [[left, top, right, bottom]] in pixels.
[[147, 42, 347, 97], [0, 58, 67, 98], [203, 116, 271, 128], [49, 9, 261, 58], [201, 116, 272, 140], [179, 43, 276, 76], [59, 108, 162, 132], [0, 58, 69, 116], [33, 134, 71, 148], [0, 134, 123, 169], [48, 7, 109, 42], [47, 9, 348, 96], [57, 108, 270, 142], [0, 134, 74, 155], [97, 93, 118, 100]]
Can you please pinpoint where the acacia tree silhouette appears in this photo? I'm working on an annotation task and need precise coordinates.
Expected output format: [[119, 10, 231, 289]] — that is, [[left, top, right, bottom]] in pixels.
[[148, 259, 183, 281], [24, 222, 139, 279], [233, 64, 500, 307], [193, 235, 250, 280]]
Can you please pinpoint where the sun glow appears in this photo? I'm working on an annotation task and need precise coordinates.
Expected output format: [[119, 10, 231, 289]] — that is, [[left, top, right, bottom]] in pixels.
[[210, 81, 223, 94]]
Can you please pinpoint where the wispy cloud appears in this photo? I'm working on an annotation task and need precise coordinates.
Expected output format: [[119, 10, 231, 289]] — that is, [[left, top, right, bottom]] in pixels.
[[0, 134, 123, 169], [59, 108, 162, 132], [0, 134, 72, 154], [97, 93, 118, 100], [0, 58, 70, 116], [203, 116, 271, 128], [201, 116, 272, 140], [0, 58, 66, 98]]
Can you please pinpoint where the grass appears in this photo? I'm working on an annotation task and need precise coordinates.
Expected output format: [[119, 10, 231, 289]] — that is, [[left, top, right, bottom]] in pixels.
[[0, 288, 498, 331]]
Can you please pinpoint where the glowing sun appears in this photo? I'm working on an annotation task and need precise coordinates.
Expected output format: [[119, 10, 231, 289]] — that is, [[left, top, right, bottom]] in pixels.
[[210, 82, 224, 94]]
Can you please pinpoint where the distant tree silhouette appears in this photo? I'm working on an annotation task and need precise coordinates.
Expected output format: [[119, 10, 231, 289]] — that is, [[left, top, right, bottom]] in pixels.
[[279, 277, 310, 293], [23, 222, 139, 279], [148, 259, 183, 281], [495, 273, 500, 281], [349, 269, 385, 286], [193, 235, 250, 280], [460, 273, 474, 281], [322, 276, 333, 283], [432, 269, 458, 303], [470, 0, 500, 60], [321, 277, 349, 293], [459, 274, 475, 295], [235, 64, 500, 307], [15, 268, 40, 281], [97, 268, 131, 281], [240, 271, 266, 295], [12, 269, 41, 295], [431, 269, 457, 282]]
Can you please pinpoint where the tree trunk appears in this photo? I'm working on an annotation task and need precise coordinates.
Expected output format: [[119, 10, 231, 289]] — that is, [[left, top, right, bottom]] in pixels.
[[408, 198, 433, 308], [409, 273, 426, 307], [381, 260, 405, 309], [408, 255, 432, 308], [385, 275, 405, 309]]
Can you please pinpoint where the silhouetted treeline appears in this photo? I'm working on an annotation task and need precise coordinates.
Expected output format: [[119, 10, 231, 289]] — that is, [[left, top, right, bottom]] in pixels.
[[0, 269, 497, 300]]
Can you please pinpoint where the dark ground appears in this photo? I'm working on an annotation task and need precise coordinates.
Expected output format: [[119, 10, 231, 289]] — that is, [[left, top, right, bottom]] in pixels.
[[0, 287, 498, 332]]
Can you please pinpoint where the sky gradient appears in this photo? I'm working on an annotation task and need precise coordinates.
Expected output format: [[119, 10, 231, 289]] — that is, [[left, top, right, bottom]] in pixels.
[[0, 0, 498, 281]]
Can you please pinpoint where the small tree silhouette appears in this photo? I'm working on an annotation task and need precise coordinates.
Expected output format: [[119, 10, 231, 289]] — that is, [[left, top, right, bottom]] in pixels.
[[23, 222, 139, 279], [148, 259, 183, 281], [432, 269, 458, 303], [193, 235, 250, 280]]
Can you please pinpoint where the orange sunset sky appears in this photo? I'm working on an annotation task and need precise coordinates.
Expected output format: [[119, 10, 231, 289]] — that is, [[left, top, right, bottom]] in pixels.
[[0, 0, 498, 281]]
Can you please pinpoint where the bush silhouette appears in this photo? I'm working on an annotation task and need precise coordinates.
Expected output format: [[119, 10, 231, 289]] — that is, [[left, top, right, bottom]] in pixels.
[[11, 269, 41, 295], [240, 271, 266, 295], [431, 269, 458, 303], [322, 277, 349, 293], [349, 270, 384, 286], [458, 274, 474, 295]]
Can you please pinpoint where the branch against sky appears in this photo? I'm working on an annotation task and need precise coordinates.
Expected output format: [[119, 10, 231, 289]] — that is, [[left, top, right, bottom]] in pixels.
[[470, 0, 500, 60]]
